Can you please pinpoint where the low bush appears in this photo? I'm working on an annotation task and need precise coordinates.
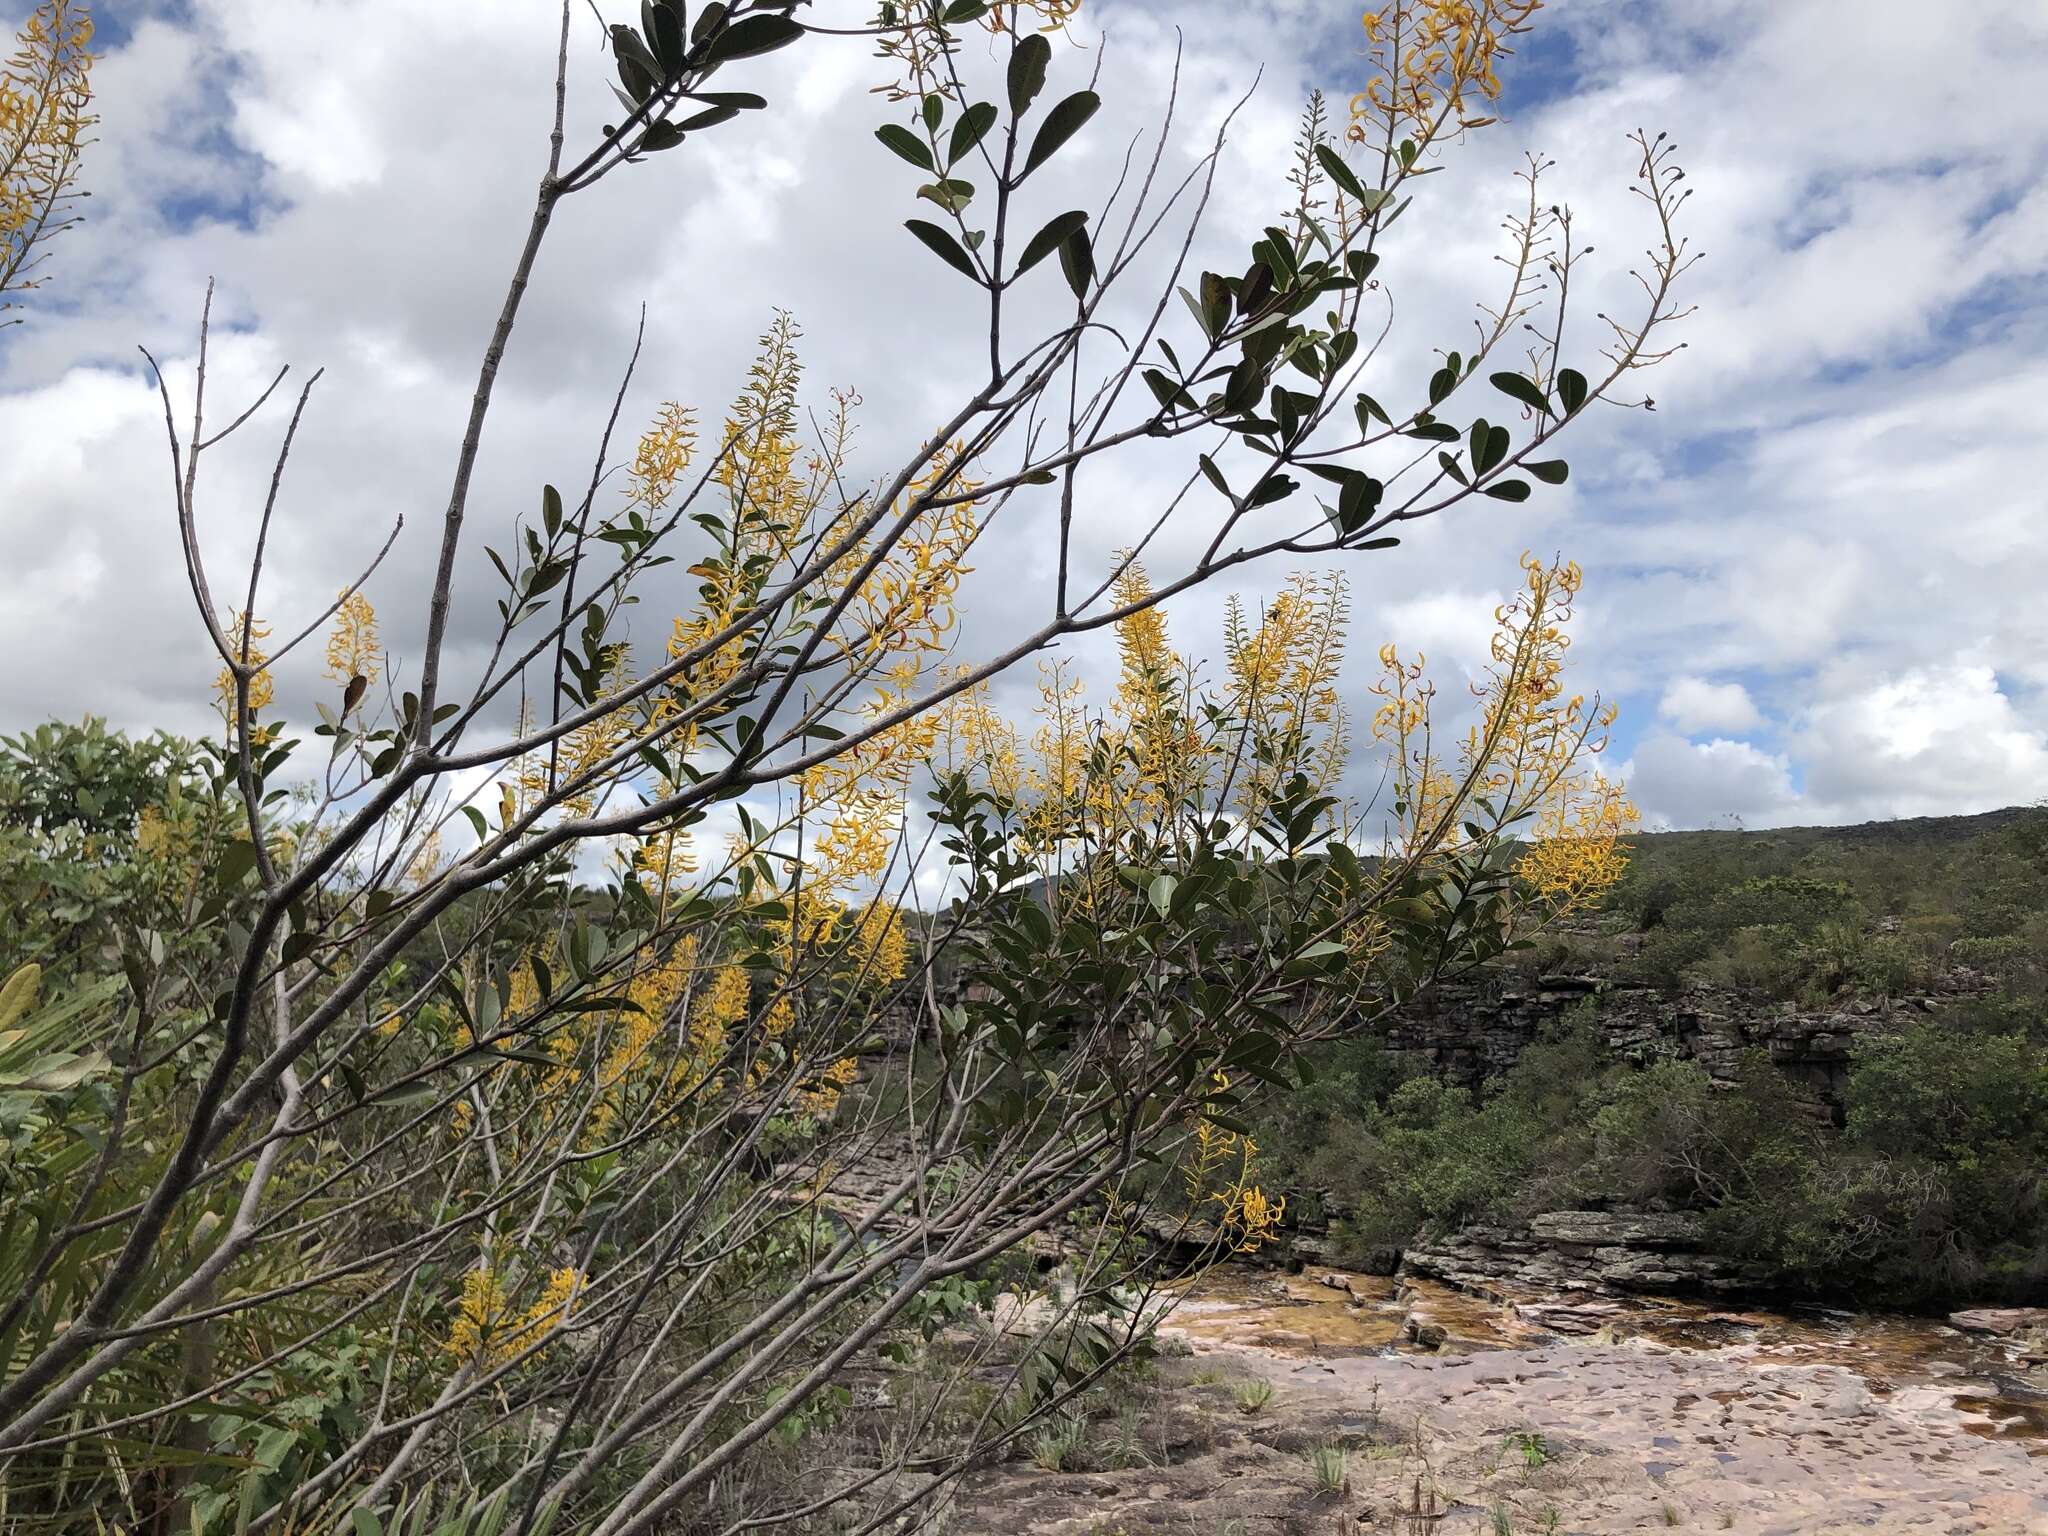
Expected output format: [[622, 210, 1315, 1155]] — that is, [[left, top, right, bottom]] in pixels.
[[1257, 1013, 2048, 1305]]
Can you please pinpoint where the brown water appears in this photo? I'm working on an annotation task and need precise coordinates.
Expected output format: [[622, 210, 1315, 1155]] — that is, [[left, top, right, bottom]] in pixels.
[[1164, 1265, 2048, 1454]]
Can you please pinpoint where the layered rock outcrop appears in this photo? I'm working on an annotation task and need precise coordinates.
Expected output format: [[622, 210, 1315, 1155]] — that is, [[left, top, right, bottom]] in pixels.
[[1398, 1210, 1779, 1299]]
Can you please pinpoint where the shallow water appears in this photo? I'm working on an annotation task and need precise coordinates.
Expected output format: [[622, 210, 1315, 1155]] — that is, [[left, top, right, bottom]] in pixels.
[[1163, 1264, 2048, 1453]]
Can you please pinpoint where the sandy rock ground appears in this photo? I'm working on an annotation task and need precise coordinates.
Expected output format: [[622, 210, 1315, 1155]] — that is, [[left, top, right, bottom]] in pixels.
[[944, 1273, 2048, 1536]]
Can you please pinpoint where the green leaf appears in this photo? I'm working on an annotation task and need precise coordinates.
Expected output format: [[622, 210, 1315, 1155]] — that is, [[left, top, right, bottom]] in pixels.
[[875, 122, 934, 169], [1469, 418, 1509, 473], [1022, 89, 1099, 177], [1057, 225, 1094, 298], [0, 1049, 108, 1093], [1198, 454, 1231, 499], [922, 92, 944, 131], [1148, 874, 1177, 917], [1313, 141, 1368, 202], [1483, 478, 1531, 501], [1489, 370, 1553, 415], [705, 12, 804, 62], [1006, 34, 1051, 116], [1246, 474, 1297, 507], [917, 178, 976, 213], [904, 218, 980, 280], [1557, 367, 1589, 414], [942, 0, 989, 19], [949, 100, 998, 162], [1526, 459, 1569, 485], [1014, 209, 1087, 276], [370, 1080, 440, 1111], [639, 119, 685, 151], [1337, 471, 1382, 533], [674, 102, 740, 132], [647, 2, 686, 75], [352, 1510, 384, 1536], [1297, 939, 1346, 961]]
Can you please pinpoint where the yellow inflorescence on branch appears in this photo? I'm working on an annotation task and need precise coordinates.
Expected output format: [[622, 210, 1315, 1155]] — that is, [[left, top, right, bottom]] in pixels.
[[1, 0, 94, 313], [324, 590, 381, 690], [445, 1264, 584, 1367], [1349, 0, 1542, 148]]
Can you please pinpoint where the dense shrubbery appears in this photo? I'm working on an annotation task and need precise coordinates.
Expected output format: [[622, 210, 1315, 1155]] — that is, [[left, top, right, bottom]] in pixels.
[[1262, 807, 2048, 1305], [1261, 1017, 2048, 1304], [1609, 808, 2048, 1024]]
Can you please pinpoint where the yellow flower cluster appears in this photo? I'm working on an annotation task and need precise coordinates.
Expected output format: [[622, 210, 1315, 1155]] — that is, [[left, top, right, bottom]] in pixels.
[[1180, 1075, 1286, 1255], [1, 0, 93, 308], [1371, 553, 1636, 915], [791, 1054, 859, 1121], [213, 612, 275, 733], [323, 590, 381, 691], [626, 401, 699, 510], [1224, 571, 1352, 820], [445, 1264, 584, 1366], [1349, 0, 1541, 147]]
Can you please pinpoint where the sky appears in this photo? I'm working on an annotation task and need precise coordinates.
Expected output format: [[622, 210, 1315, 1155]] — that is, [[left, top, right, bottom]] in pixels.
[[2, 0, 2046, 841]]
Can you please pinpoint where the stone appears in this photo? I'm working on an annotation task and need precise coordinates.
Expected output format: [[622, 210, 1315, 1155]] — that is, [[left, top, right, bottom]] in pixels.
[[1949, 1308, 2048, 1337]]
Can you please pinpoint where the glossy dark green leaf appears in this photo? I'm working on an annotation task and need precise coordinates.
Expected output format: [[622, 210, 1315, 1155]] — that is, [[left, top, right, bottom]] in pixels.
[[1483, 478, 1531, 501], [647, 1, 687, 74], [875, 122, 934, 169], [1007, 33, 1051, 116], [1246, 474, 1297, 507], [1022, 89, 1099, 177], [1313, 141, 1368, 202], [949, 100, 998, 162], [1489, 370, 1552, 415], [1014, 209, 1087, 275], [905, 218, 980, 280], [1526, 458, 1569, 485], [1557, 367, 1589, 414], [1058, 225, 1094, 298], [705, 12, 803, 62]]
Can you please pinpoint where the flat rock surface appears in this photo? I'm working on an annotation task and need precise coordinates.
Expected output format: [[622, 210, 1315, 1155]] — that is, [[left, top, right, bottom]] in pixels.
[[946, 1271, 2048, 1535]]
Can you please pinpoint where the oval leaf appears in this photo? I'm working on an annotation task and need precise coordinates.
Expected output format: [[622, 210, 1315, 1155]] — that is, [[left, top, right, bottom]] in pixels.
[[705, 13, 803, 62], [1489, 370, 1553, 415], [1014, 209, 1088, 276], [905, 218, 980, 280], [1006, 34, 1051, 116], [949, 100, 999, 163], [875, 122, 934, 170], [1022, 89, 1099, 177]]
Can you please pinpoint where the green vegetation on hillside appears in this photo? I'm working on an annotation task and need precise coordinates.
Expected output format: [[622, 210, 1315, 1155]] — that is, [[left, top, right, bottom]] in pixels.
[[1259, 809, 2048, 1305]]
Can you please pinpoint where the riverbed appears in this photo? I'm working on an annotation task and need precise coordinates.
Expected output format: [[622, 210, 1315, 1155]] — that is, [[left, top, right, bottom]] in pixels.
[[950, 1267, 2048, 1534]]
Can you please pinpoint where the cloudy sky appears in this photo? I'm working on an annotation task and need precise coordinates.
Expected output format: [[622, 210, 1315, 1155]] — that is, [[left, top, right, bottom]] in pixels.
[[2, 0, 2045, 835]]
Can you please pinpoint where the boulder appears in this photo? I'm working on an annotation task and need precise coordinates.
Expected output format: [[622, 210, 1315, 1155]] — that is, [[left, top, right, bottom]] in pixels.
[[1949, 1308, 2048, 1337]]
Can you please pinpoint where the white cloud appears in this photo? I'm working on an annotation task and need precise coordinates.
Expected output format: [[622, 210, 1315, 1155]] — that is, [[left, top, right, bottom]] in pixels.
[[1624, 664, 2048, 830], [1658, 676, 1761, 736], [3, 0, 2046, 836], [1795, 663, 2048, 822], [1620, 734, 1798, 832]]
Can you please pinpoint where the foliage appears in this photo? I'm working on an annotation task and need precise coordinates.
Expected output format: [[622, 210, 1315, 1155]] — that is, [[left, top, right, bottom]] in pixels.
[[1260, 1007, 2048, 1305], [0, 1, 1696, 1531]]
